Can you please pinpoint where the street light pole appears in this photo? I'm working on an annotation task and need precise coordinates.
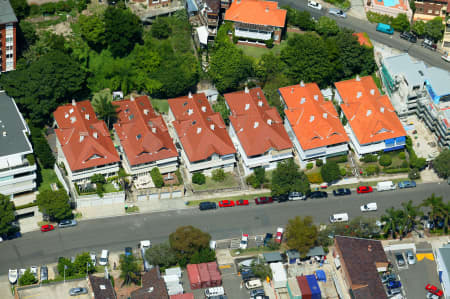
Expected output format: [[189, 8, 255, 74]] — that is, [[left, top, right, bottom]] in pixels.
[[64, 265, 67, 284]]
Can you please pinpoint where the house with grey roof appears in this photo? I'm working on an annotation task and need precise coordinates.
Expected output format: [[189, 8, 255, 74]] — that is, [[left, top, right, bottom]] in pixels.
[[0, 92, 37, 198], [0, 0, 18, 72], [436, 243, 450, 299], [381, 53, 450, 149]]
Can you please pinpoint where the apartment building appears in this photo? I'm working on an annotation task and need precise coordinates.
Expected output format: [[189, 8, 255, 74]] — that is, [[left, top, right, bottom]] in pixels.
[[0, 92, 37, 198], [224, 87, 293, 175], [413, 0, 448, 21], [0, 0, 17, 72]]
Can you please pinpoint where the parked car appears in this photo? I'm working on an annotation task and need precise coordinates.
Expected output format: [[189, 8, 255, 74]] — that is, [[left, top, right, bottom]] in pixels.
[[425, 284, 444, 296], [357, 186, 373, 194], [333, 188, 351, 196], [254, 197, 273, 205], [395, 253, 406, 267], [308, 0, 322, 10], [328, 8, 346, 18], [360, 202, 378, 212], [427, 292, 440, 299], [241, 269, 255, 281], [40, 266, 48, 282], [263, 233, 273, 246], [275, 227, 284, 244], [406, 251, 416, 264], [273, 194, 289, 202], [69, 288, 88, 296], [125, 247, 133, 257], [399, 31, 417, 43], [398, 181, 416, 189], [422, 38, 437, 51], [99, 249, 109, 266], [387, 280, 402, 289], [199, 201, 217, 211], [288, 192, 305, 201], [307, 191, 328, 199], [443, 52, 450, 63], [245, 279, 263, 290], [90, 252, 96, 267], [381, 273, 397, 284], [376, 23, 394, 35], [58, 219, 77, 228], [40, 224, 54, 232], [240, 233, 249, 250], [236, 199, 249, 206], [387, 287, 402, 296], [250, 289, 266, 297], [219, 200, 235, 208]]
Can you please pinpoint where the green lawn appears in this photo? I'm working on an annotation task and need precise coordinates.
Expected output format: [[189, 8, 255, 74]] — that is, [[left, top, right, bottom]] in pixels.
[[150, 99, 169, 114], [187, 192, 271, 206], [236, 36, 290, 59], [192, 173, 239, 192], [38, 168, 59, 192], [103, 182, 122, 193]]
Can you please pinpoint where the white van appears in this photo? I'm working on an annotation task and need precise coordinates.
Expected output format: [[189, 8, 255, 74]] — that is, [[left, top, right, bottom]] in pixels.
[[245, 279, 262, 289], [330, 213, 349, 223], [205, 286, 225, 297], [99, 249, 109, 266], [376, 181, 396, 191], [360, 202, 378, 212]]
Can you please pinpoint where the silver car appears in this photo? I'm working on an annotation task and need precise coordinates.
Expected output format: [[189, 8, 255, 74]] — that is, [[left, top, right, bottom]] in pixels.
[[69, 288, 88, 296], [328, 8, 347, 18], [406, 251, 416, 264], [58, 219, 77, 228]]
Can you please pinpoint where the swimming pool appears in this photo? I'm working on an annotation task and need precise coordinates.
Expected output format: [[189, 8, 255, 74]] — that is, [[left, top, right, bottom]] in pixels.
[[381, 0, 399, 7]]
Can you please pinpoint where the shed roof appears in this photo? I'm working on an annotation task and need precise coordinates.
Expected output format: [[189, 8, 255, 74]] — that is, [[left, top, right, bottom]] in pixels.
[[306, 246, 325, 257], [263, 252, 283, 263]]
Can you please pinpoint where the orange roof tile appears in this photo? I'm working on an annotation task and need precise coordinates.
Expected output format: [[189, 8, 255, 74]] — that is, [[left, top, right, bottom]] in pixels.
[[113, 96, 177, 167], [54, 100, 119, 172], [279, 83, 348, 150], [224, 87, 292, 157], [224, 0, 287, 28], [353, 32, 373, 48], [335, 76, 406, 145], [168, 93, 236, 163]]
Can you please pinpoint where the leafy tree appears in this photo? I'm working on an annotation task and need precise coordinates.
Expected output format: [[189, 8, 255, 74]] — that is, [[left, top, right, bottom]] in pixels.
[[10, 0, 29, 20], [271, 159, 310, 196], [151, 17, 172, 39], [421, 193, 444, 225], [57, 257, 75, 277], [17, 21, 37, 55], [255, 52, 284, 84], [169, 226, 211, 261], [381, 207, 404, 239], [425, 17, 445, 42], [251, 261, 272, 279], [315, 159, 323, 167], [211, 169, 226, 182], [254, 167, 266, 187], [145, 242, 177, 269], [0, 50, 86, 126], [0, 194, 16, 237], [433, 149, 450, 178], [119, 254, 141, 286], [92, 91, 118, 129], [409, 168, 420, 179], [37, 190, 72, 221], [320, 161, 341, 183], [212, 96, 230, 125], [391, 14, 410, 32], [411, 156, 426, 169], [379, 154, 392, 167], [78, 14, 106, 52], [150, 167, 165, 188], [409, 0, 416, 12], [315, 16, 339, 36], [73, 252, 96, 274], [104, 6, 143, 57], [399, 200, 422, 237], [30, 126, 55, 168], [192, 172, 206, 185], [90, 174, 106, 185], [412, 20, 426, 37], [189, 248, 216, 264], [295, 11, 316, 31], [19, 269, 36, 286], [285, 216, 318, 256], [440, 201, 450, 233]]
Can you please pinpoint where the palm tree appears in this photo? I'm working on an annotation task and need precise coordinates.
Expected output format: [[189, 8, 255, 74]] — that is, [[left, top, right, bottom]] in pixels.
[[421, 193, 444, 229], [399, 200, 422, 237], [381, 207, 404, 239], [438, 201, 450, 233], [92, 93, 118, 129], [119, 255, 141, 286]]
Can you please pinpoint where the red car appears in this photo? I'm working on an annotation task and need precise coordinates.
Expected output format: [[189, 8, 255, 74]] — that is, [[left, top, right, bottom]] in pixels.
[[236, 199, 249, 206], [254, 197, 273, 205], [40, 224, 54, 232], [357, 186, 373, 194], [275, 227, 284, 244], [218, 200, 235, 208], [426, 284, 444, 296]]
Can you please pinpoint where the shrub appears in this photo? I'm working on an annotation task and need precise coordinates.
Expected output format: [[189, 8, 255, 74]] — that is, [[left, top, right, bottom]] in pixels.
[[340, 168, 346, 176], [379, 154, 392, 167], [365, 165, 380, 175], [30, 127, 55, 168], [306, 163, 314, 170], [175, 169, 183, 185], [150, 167, 165, 188], [211, 169, 226, 182], [26, 154, 35, 165], [362, 154, 378, 163], [401, 160, 409, 168], [265, 39, 274, 48], [306, 172, 323, 184], [398, 152, 406, 160], [321, 161, 341, 183], [315, 159, 323, 167], [192, 173, 206, 185], [246, 174, 258, 188], [409, 168, 421, 179], [19, 269, 37, 286], [383, 168, 409, 174]]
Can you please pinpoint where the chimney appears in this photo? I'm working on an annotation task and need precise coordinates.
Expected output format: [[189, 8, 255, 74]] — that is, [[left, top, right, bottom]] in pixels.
[[72, 99, 76, 106], [201, 106, 207, 112], [314, 95, 319, 101], [85, 114, 90, 120], [323, 113, 327, 119], [300, 97, 306, 104], [79, 135, 84, 142], [356, 75, 360, 81], [300, 81, 305, 87], [291, 88, 294, 94], [253, 121, 259, 128], [366, 109, 372, 117], [357, 91, 362, 99], [245, 103, 250, 111], [210, 124, 215, 130], [258, 101, 263, 107], [69, 108, 74, 114], [380, 107, 385, 113], [65, 113, 69, 119], [309, 115, 314, 122], [265, 6, 269, 12], [370, 89, 375, 95], [188, 92, 193, 99], [130, 95, 135, 101], [152, 127, 156, 133], [197, 127, 202, 134], [93, 132, 98, 139], [267, 119, 272, 125], [245, 86, 249, 94], [144, 109, 149, 115], [188, 109, 193, 115]]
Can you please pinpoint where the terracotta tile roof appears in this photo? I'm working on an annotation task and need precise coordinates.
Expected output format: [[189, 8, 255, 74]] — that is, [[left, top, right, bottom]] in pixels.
[[168, 93, 236, 163], [335, 76, 406, 145], [170, 294, 194, 299], [224, 0, 287, 28], [54, 100, 119, 172], [353, 32, 373, 48], [335, 236, 388, 299], [88, 275, 116, 299], [279, 83, 348, 151], [113, 96, 177, 167], [130, 268, 168, 299], [224, 87, 292, 157]]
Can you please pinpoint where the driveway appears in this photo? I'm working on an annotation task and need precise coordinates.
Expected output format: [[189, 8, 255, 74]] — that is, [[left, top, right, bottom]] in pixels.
[[18, 279, 90, 299]]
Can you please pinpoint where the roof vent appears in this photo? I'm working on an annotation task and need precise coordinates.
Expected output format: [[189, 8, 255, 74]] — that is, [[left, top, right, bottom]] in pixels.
[[65, 113, 69, 119], [152, 127, 157, 133], [245, 103, 250, 110], [245, 86, 249, 94], [265, 6, 269, 12], [201, 106, 207, 112], [99, 285, 106, 290], [79, 135, 84, 142], [130, 95, 135, 101], [2, 131, 7, 137], [147, 287, 154, 293], [380, 107, 385, 113], [314, 95, 319, 101], [69, 108, 74, 114], [323, 113, 327, 119], [188, 92, 193, 99], [258, 100, 263, 107], [291, 88, 294, 94], [144, 109, 149, 115], [370, 89, 375, 95], [70, 116, 76, 124], [267, 119, 272, 125], [309, 115, 315, 122], [356, 91, 362, 99], [210, 124, 215, 130], [93, 132, 98, 139], [85, 114, 90, 120], [300, 81, 305, 87], [72, 99, 76, 106], [366, 109, 372, 117], [188, 109, 193, 116], [257, 92, 261, 99], [253, 121, 259, 128], [300, 97, 306, 104], [356, 75, 360, 81], [197, 127, 202, 134]]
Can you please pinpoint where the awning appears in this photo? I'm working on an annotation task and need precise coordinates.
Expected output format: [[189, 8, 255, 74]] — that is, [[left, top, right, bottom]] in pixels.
[[316, 270, 326, 282], [196, 26, 208, 45]]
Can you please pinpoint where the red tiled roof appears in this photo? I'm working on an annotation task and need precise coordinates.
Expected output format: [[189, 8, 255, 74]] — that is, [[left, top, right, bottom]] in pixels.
[[353, 32, 373, 48], [113, 96, 177, 167], [54, 100, 119, 172], [224, 0, 287, 28], [335, 76, 406, 145], [224, 87, 292, 157], [279, 83, 348, 150], [170, 294, 194, 299], [168, 93, 236, 163]]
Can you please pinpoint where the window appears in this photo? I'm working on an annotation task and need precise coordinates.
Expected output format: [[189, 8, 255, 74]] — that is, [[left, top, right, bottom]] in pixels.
[[428, 9, 433, 13]]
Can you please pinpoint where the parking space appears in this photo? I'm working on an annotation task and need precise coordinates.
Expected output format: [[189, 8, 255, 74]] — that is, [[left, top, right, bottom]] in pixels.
[[18, 279, 90, 299]]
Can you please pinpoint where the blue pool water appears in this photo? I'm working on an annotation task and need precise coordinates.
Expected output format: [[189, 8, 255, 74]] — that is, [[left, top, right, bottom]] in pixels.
[[382, 0, 399, 6]]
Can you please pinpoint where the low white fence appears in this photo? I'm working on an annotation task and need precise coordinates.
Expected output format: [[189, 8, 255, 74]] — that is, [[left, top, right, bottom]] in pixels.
[[75, 191, 126, 207]]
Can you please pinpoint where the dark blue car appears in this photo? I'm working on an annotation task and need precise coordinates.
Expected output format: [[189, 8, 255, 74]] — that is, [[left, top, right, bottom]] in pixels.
[[387, 280, 402, 289]]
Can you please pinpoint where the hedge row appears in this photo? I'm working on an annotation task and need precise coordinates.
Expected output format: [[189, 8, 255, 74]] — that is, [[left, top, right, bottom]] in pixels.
[[383, 168, 409, 174]]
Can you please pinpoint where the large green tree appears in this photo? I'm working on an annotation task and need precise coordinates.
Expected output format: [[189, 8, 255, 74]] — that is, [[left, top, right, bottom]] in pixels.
[[285, 216, 318, 256], [119, 254, 141, 286], [92, 91, 118, 129], [391, 14, 410, 32], [271, 159, 310, 196], [412, 20, 426, 37], [78, 14, 106, 52], [144, 242, 177, 269], [421, 193, 444, 223], [73, 252, 96, 275], [315, 16, 339, 36], [0, 194, 16, 237], [398, 200, 421, 237], [425, 17, 445, 42], [10, 0, 29, 20], [104, 7, 143, 57], [151, 17, 172, 39], [0, 50, 85, 126], [433, 149, 450, 178], [381, 207, 404, 239], [321, 161, 341, 183], [18, 270, 36, 286], [169, 226, 211, 261], [36, 190, 72, 221]]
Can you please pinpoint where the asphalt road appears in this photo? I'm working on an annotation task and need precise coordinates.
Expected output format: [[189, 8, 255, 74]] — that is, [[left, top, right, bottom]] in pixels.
[[0, 182, 449, 274], [278, 0, 450, 71]]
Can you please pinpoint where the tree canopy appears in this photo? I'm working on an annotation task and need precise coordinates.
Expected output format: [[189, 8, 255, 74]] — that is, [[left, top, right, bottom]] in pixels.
[[433, 149, 450, 178], [285, 216, 318, 256], [0, 194, 16, 237], [78, 14, 106, 52], [144, 242, 177, 269], [36, 189, 72, 221], [119, 254, 141, 286], [151, 17, 172, 39], [315, 16, 339, 36], [271, 159, 310, 196], [321, 161, 341, 183], [425, 17, 445, 42], [169, 226, 211, 261]]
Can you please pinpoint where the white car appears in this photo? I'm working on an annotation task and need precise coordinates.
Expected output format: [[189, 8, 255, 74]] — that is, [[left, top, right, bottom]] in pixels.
[[406, 251, 416, 264], [240, 233, 249, 250], [442, 53, 450, 62], [308, 0, 322, 10], [360, 202, 377, 212]]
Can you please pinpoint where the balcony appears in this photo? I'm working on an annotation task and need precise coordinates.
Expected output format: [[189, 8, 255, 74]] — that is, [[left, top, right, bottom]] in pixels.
[[235, 28, 272, 41], [0, 162, 37, 178], [0, 173, 37, 188]]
